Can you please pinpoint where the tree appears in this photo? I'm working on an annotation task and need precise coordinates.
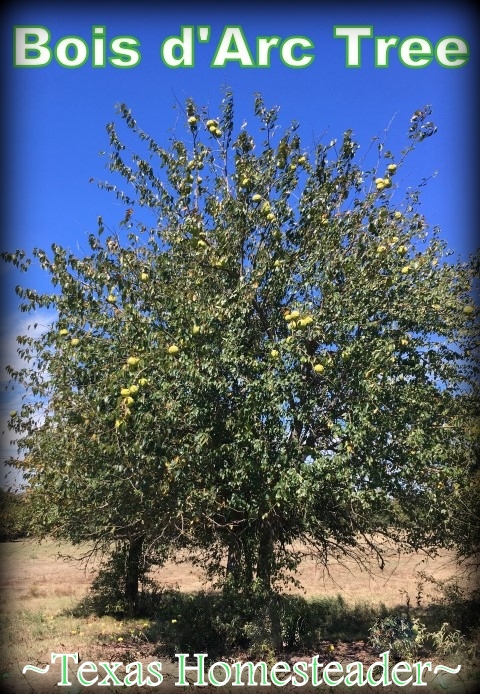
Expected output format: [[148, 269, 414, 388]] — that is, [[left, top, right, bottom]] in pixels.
[[4, 93, 479, 625]]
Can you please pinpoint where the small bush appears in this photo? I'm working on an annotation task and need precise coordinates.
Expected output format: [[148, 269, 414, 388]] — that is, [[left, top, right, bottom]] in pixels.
[[369, 614, 425, 661], [430, 621, 473, 658]]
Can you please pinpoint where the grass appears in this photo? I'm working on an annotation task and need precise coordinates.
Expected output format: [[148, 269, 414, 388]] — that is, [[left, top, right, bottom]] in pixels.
[[0, 539, 479, 693]]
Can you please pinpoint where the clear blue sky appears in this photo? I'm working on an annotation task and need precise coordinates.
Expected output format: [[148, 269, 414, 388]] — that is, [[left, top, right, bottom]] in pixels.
[[0, 2, 478, 483]]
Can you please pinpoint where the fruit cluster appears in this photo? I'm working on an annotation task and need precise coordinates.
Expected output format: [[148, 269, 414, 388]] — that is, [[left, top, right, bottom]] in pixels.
[[375, 163, 397, 191]]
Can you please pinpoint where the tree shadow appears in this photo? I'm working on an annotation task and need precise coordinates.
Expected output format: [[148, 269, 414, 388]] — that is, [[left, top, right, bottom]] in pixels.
[[68, 574, 480, 663]]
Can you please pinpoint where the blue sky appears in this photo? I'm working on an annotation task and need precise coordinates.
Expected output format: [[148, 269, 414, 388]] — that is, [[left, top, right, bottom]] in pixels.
[[1, 2, 478, 484]]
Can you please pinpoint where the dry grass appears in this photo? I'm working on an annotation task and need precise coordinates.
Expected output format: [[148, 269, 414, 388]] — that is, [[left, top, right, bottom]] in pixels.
[[152, 546, 463, 609], [0, 539, 477, 693]]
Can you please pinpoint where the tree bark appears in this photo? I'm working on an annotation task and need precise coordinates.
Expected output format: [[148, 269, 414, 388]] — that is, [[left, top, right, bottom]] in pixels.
[[125, 535, 144, 613], [226, 541, 241, 584], [256, 524, 282, 651]]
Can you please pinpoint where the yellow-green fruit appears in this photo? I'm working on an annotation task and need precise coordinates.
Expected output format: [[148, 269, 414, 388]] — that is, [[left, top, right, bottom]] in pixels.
[[129, 384, 139, 394], [401, 266, 410, 274], [127, 356, 140, 366], [313, 364, 325, 374], [107, 294, 116, 303], [59, 328, 68, 336], [299, 316, 314, 327], [192, 325, 201, 334], [289, 310, 300, 320], [114, 419, 124, 429], [70, 338, 79, 347], [208, 125, 217, 133], [266, 213, 275, 222], [140, 272, 148, 281], [463, 305, 474, 316], [376, 245, 387, 254], [400, 338, 409, 346], [187, 116, 197, 125], [214, 129, 222, 137], [138, 378, 148, 387], [241, 178, 250, 187], [197, 239, 207, 248], [383, 178, 392, 188], [120, 388, 131, 396], [298, 156, 306, 164], [252, 193, 262, 202], [125, 396, 134, 406], [391, 236, 399, 244], [206, 119, 217, 128], [270, 349, 279, 358], [397, 245, 408, 255], [387, 163, 397, 172], [394, 211, 402, 219], [167, 345, 180, 354], [374, 177, 384, 185], [376, 181, 385, 191]]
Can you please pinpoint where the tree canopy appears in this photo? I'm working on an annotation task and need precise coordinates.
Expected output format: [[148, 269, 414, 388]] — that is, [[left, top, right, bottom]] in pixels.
[[4, 92, 479, 615]]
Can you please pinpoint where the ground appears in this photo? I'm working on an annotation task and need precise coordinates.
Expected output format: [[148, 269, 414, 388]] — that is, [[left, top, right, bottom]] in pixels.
[[0, 539, 478, 693]]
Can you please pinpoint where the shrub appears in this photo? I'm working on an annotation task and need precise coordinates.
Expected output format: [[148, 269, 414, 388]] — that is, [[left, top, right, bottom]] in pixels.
[[369, 613, 426, 661]]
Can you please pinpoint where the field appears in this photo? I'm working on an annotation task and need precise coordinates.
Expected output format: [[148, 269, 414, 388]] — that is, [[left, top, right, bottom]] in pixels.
[[0, 539, 478, 693]]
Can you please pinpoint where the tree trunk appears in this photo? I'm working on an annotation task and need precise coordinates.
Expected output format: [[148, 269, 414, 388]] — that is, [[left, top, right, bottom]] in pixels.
[[256, 524, 282, 651], [225, 521, 255, 591], [125, 535, 143, 613], [226, 541, 241, 585]]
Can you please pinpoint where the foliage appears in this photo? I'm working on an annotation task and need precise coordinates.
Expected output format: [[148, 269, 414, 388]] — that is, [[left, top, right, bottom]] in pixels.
[[419, 572, 480, 637], [126, 588, 386, 661], [0, 490, 30, 541], [2, 91, 479, 624], [370, 573, 480, 662], [369, 611, 478, 663], [446, 438, 480, 562], [368, 613, 424, 660], [87, 541, 159, 617], [429, 621, 473, 658]]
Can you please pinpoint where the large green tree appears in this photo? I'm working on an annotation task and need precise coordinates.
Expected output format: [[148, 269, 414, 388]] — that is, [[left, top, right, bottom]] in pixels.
[[4, 93, 479, 621]]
